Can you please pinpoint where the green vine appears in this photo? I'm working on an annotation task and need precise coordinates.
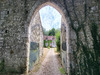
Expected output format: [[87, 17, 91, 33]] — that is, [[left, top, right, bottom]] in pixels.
[[63, 0, 100, 75], [0, 59, 5, 72]]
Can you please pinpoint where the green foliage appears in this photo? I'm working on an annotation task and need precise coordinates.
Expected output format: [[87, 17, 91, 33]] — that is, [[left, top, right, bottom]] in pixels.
[[55, 31, 60, 51], [43, 28, 60, 36], [44, 40, 52, 47], [48, 46, 50, 49], [0, 59, 5, 72], [48, 40, 52, 47], [48, 28, 55, 36], [44, 40, 47, 47], [59, 67, 66, 75]]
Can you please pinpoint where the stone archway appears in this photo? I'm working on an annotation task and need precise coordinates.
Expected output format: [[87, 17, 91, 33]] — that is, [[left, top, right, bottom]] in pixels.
[[25, 1, 100, 74], [1, 0, 99, 75], [27, 1, 70, 74]]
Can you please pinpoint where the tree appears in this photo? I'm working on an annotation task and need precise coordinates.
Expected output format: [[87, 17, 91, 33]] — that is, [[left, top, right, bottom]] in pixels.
[[48, 28, 55, 36], [55, 30, 60, 51]]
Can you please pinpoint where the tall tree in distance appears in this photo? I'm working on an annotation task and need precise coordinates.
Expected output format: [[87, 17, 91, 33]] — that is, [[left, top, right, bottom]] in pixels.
[[48, 28, 55, 36], [43, 27, 60, 36]]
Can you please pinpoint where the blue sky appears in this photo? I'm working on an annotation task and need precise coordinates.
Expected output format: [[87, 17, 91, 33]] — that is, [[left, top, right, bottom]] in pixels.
[[39, 5, 61, 31]]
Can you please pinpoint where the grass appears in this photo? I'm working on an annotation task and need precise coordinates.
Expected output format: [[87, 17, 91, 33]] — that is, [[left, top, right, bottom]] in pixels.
[[48, 46, 50, 49], [54, 48, 60, 53], [59, 67, 66, 75], [54, 48, 66, 75]]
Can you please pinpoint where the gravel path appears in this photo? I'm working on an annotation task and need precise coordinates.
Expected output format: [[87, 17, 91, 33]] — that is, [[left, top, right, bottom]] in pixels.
[[33, 48, 63, 75]]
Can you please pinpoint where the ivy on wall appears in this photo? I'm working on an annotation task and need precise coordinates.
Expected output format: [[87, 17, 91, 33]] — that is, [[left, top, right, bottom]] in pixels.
[[63, 0, 100, 75], [44, 40, 52, 47], [0, 59, 5, 72]]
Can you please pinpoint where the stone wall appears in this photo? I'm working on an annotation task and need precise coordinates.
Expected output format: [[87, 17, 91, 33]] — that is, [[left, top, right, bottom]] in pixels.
[[0, 0, 28, 73], [63, 0, 100, 75], [61, 16, 68, 72], [0, 0, 100, 75], [29, 12, 43, 71], [39, 25, 44, 57]]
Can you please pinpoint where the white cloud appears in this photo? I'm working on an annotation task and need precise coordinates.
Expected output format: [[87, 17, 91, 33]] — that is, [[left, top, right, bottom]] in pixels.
[[39, 5, 61, 31]]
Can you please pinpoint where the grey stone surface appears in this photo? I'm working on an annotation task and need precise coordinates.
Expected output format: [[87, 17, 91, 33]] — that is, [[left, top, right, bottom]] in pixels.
[[0, 0, 100, 75], [29, 12, 43, 71]]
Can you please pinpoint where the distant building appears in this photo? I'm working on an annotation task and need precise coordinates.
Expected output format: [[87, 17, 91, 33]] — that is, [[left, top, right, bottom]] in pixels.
[[44, 36, 56, 48]]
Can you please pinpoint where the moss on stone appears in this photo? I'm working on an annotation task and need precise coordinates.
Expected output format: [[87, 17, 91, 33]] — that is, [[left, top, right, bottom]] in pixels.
[[0, 59, 5, 72]]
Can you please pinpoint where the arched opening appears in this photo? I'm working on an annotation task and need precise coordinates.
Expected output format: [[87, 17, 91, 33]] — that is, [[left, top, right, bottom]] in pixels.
[[0, 0, 99, 75], [27, 2, 69, 74], [39, 5, 61, 48]]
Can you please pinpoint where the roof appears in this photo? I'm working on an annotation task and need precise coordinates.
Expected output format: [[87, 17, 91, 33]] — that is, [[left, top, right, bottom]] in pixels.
[[44, 36, 56, 40]]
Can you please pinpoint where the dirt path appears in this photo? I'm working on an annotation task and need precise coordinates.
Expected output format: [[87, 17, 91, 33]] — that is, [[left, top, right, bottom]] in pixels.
[[32, 48, 63, 75]]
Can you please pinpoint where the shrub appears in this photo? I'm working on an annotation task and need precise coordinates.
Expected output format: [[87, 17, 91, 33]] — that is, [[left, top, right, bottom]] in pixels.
[[55, 31, 60, 51]]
